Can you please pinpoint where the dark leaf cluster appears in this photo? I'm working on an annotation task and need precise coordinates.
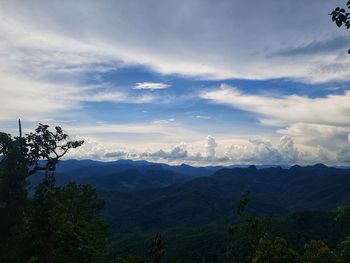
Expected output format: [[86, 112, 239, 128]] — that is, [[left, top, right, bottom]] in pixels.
[[330, 2, 350, 54]]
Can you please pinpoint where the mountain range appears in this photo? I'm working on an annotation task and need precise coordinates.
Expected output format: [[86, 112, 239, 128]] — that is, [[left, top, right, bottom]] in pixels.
[[28, 160, 350, 235], [29, 159, 221, 192], [99, 163, 350, 234]]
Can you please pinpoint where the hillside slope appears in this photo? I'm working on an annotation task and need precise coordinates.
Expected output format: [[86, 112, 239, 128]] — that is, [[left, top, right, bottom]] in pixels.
[[102, 164, 350, 233]]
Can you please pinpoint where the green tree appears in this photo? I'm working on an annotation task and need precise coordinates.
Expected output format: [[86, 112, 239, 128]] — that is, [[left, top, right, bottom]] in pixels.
[[336, 205, 350, 223], [0, 131, 28, 262], [149, 233, 165, 263], [301, 240, 337, 263], [339, 236, 350, 263], [25, 123, 84, 176], [226, 192, 274, 262], [0, 122, 83, 230], [337, 205, 350, 263], [236, 191, 250, 216], [27, 180, 108, 263], [252, 237, 299, 263], [0, 122, 108, 263]]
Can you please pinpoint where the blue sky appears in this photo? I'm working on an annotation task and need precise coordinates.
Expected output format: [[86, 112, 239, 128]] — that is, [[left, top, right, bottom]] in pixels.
[[0, 0, 349, 165]]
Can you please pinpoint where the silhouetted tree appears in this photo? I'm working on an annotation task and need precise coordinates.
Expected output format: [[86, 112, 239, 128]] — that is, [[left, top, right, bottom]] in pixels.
[[26, 123, 84, 176], [149, 233, 165, 263], [0, 122, 107, 263], [227, 192, 274, 262], [236, 190, 250, 216], [330, 1, 350, 53], [0, 129, 28, 262]]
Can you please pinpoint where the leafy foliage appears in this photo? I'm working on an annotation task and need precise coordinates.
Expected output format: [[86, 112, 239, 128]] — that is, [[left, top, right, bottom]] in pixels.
[[236, 190, 251, 216], [329, 1, 350, 53], [301, 240, 338, 263], [26, 123, 83, 175], [2, 123, 350, 263], [149, 233, 165, 263], [27, 178, 108, 263], [339, 236, 350, 262], [336, 205, 350, 223], [107, 210, 350, 263], [0, 132, 28, 241], [0, 123, 108, 263], [252, 237, 299, 263]]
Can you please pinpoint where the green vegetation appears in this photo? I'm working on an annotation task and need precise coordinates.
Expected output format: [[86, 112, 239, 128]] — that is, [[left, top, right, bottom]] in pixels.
[[101, 164, 350, 235], [252, 237, 299, 263], [102, 184, 350, 263], [0, 123, 107, 263], [1, 123, 350, 262], [105, 209, 350, 263]]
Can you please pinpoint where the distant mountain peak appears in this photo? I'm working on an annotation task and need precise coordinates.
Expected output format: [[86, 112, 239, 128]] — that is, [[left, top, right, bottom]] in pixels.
[[313, 163, 328, 168], [290, 164, 301, 170], [248, 165, 257, 170]]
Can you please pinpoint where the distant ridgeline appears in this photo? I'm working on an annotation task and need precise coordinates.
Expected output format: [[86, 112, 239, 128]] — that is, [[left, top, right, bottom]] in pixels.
[[101, 163, 350, 234], [28, 160, 350, 234]]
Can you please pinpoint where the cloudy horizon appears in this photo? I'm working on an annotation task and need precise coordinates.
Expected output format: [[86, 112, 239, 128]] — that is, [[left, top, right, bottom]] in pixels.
[[1, 0, 350, 166]]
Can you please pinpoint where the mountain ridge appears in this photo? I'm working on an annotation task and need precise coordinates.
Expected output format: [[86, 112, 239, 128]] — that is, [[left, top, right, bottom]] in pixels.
[[100, 164, 350, 234]]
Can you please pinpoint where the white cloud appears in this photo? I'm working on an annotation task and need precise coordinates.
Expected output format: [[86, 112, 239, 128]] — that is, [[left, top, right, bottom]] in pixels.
[[0, 1, 349, 83], [225, 136, 300, 164], [277, 136, 299, 163], [103, 141, 229, 164], [200, 85, 350, 165], [191, 115, 211, 120], [226, 139, 279, 164], [201, 84, 350, 127], [61, 122, 204, 147], [153, 118, 175, 124], [141, 143, 188, 160], [55, 127, 348, 165], [0, 74, 157, 122], [69, 133, 299, 165], [75, 89, 157, 104], [1, 1, 349, 165], [65, 136, 109, 161], [278, 123, 350, 150], [206, 136, 217, 158], [134, 82, 170, 90], [0, 74, 79, 121], [337, 147, 350, 164]]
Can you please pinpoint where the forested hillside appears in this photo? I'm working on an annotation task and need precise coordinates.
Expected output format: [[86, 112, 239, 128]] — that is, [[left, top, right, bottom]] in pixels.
[[1, 124, 350, 263], [28, 159, 220, 192], [101, 164, 350, 234]]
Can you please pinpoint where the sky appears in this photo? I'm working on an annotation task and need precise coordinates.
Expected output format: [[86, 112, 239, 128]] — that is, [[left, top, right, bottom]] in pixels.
[[0, 0, 350, 166]]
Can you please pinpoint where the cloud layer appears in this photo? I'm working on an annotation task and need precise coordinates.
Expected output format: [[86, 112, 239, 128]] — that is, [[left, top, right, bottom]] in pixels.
[[134, 82, 170, 90], [1, 1, 349, 165], [70, 134, 345, 166], [201, 84, 350, 127], [1, 0, 350, 82]]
